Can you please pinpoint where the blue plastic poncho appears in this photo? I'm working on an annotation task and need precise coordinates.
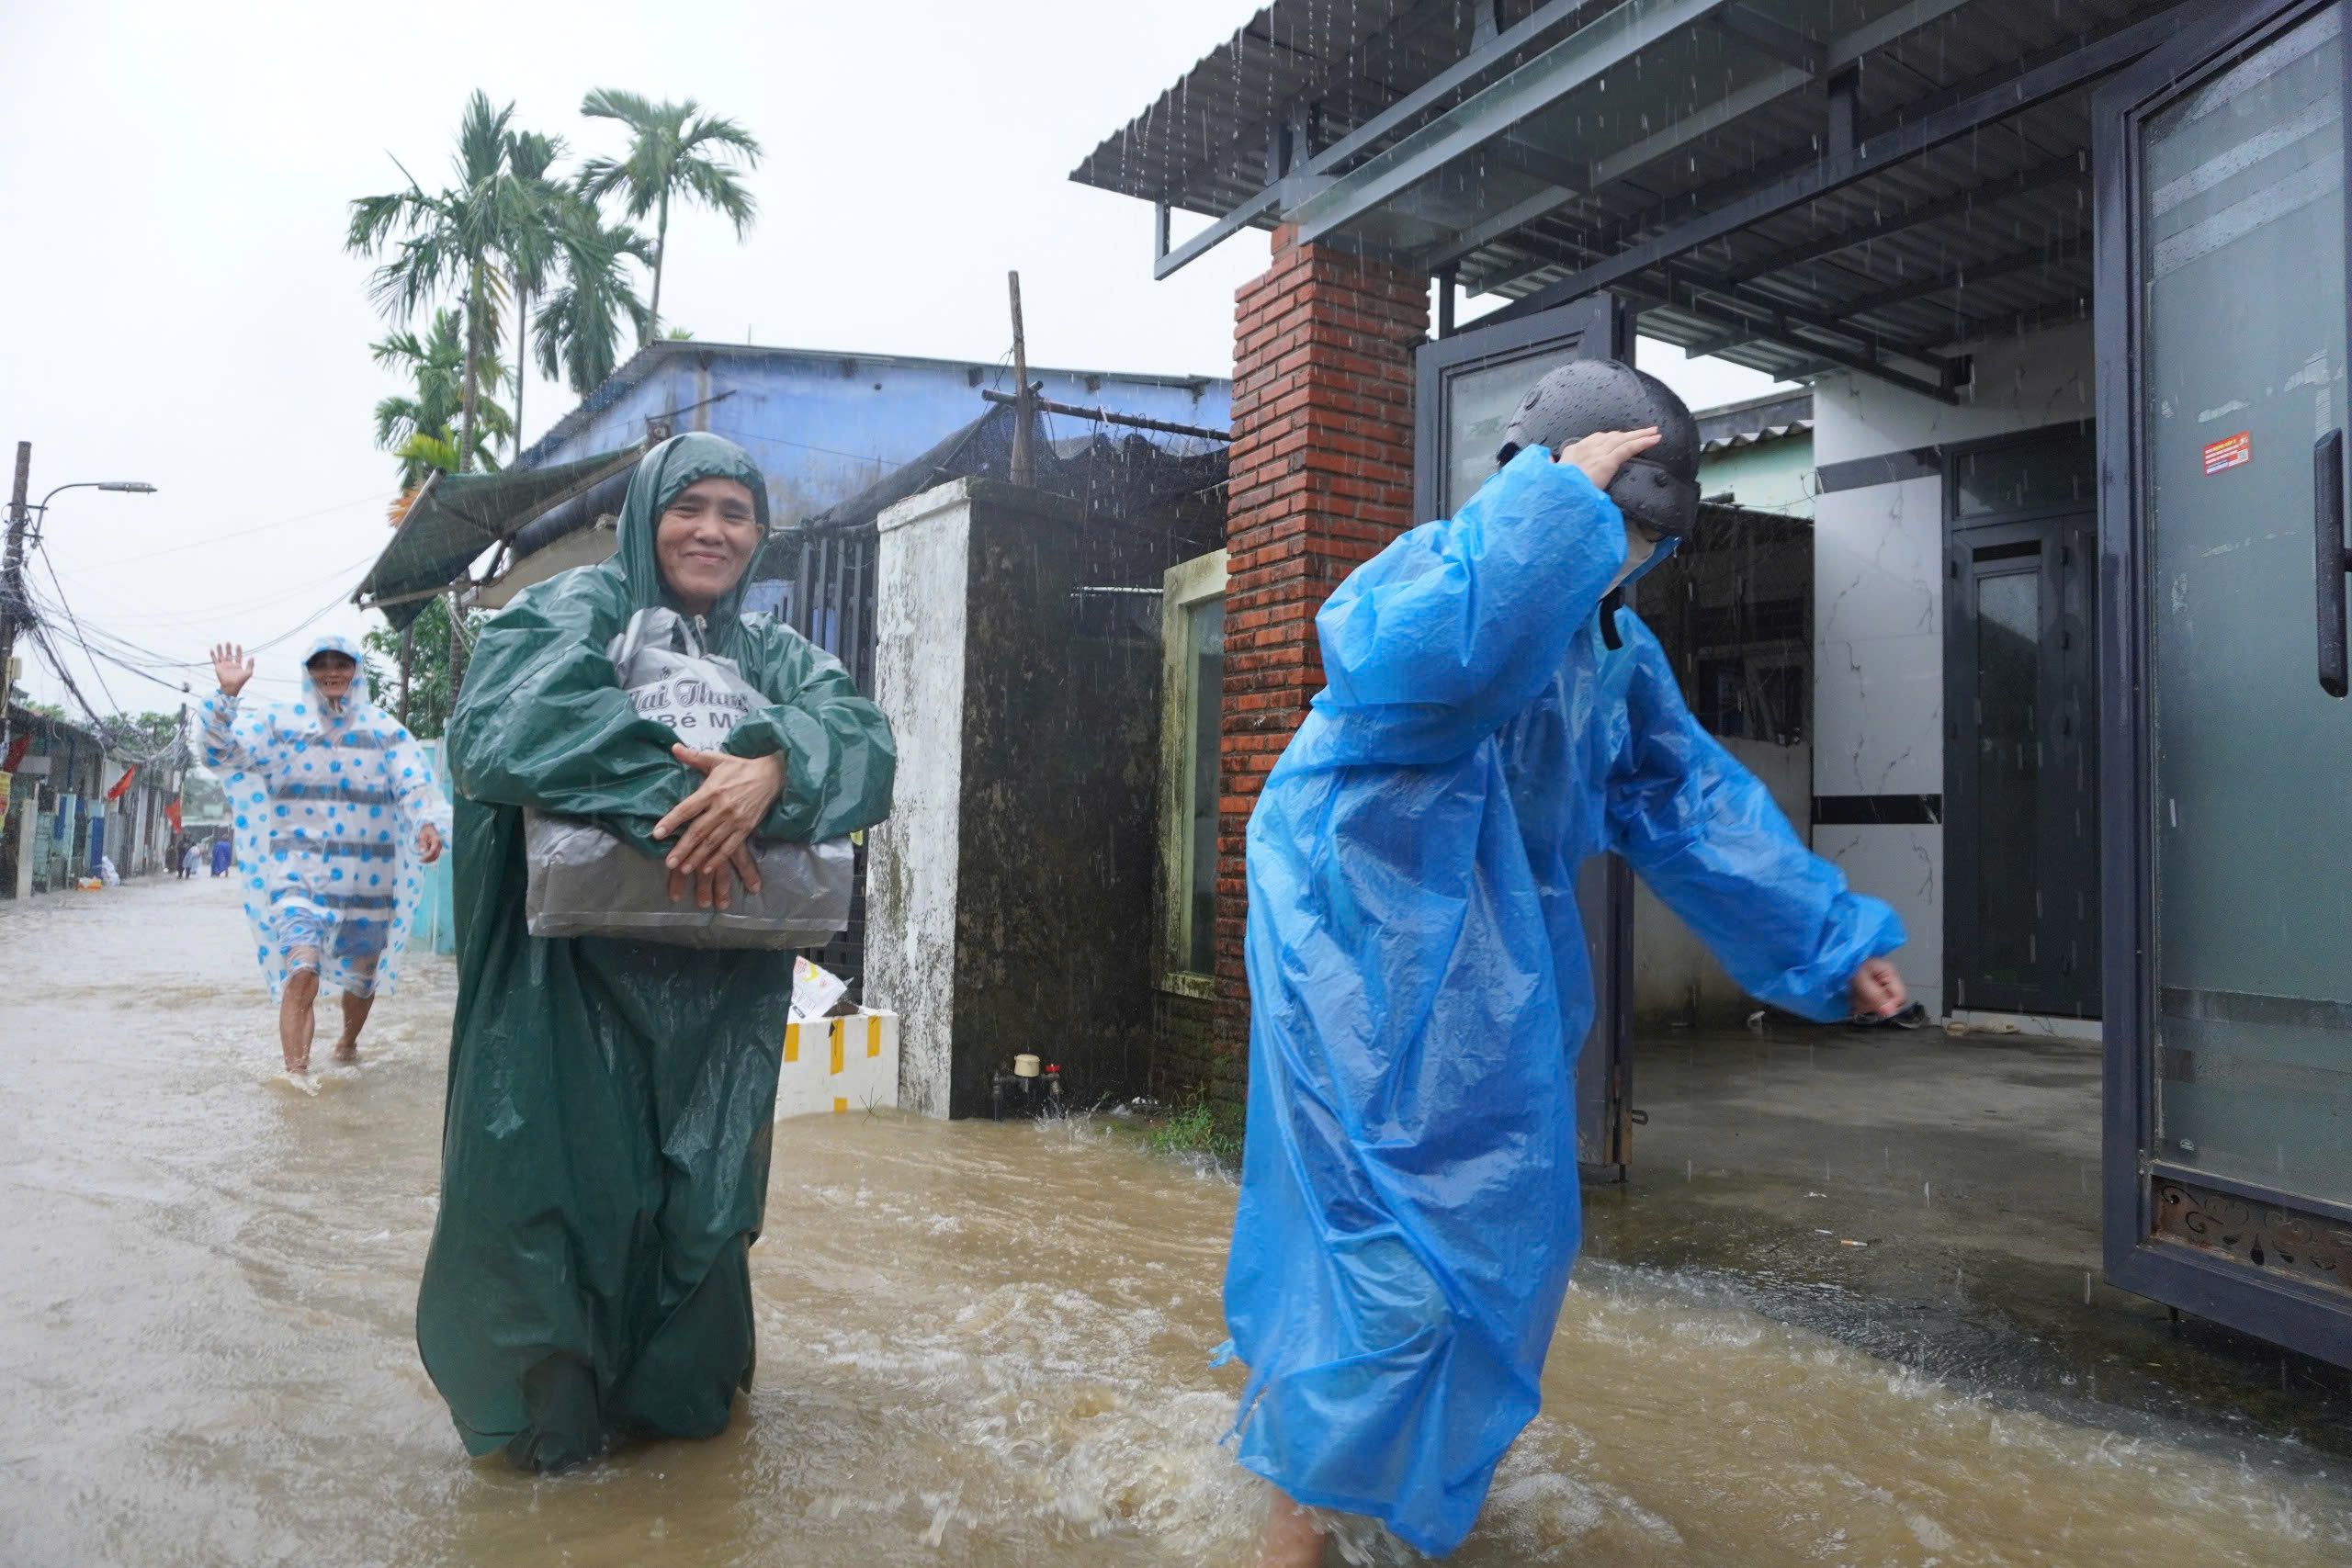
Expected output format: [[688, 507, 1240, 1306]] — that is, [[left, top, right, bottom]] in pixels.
[[200, 633, 451, 999], [1224, 447, 1905, 1556]]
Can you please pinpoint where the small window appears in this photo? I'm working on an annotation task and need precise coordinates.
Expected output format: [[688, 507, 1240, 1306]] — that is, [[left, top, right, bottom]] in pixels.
[[1951, 427, 2097, 520], [1158, 550, 1227, 990], [1184, 598, 1224, 974]]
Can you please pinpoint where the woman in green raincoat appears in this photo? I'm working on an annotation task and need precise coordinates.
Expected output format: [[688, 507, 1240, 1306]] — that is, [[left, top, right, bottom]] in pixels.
[[416, 433, 895, 1469]]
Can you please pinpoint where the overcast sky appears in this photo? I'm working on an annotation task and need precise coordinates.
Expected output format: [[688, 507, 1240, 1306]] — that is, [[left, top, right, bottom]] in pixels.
[[3, 0, 1785, 716]]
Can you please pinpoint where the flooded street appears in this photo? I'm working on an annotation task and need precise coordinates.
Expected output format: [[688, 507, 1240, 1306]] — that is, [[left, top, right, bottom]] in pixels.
[[4, 875, 2349, 1566]]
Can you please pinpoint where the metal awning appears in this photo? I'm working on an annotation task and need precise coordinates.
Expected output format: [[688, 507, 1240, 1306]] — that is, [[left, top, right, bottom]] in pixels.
[[1074, 0, 2210, 400], [354, 448, 641, 629]]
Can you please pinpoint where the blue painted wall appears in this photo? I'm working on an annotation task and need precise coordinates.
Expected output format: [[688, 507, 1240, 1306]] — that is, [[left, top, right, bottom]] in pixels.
[[412, 739, 456, 957], [518, 342, 1231, 529]]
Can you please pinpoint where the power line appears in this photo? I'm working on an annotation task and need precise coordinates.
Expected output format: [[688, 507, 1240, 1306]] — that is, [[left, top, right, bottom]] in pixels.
[[36, 547, 128, 716], [40, 544, 383, 629], [72, 490, 396, 569], [21, 543, 373, 728]]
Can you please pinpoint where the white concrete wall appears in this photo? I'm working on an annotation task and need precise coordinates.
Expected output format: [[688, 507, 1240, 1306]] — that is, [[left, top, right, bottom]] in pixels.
[[865, 480, 973, 1119], [1633, 733, 1812, 1021], [1808, 321, 2096, 1020]]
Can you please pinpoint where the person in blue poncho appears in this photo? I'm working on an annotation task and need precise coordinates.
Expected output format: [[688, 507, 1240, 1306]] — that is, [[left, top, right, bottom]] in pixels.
[[202, 635, 450, 1080], [1234, 363, 1907, 1565]]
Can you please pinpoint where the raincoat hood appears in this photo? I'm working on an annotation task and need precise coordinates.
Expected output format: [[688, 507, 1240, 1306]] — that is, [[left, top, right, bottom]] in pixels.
[[614, 433, 773, 634], [300, 633, 375, 720]]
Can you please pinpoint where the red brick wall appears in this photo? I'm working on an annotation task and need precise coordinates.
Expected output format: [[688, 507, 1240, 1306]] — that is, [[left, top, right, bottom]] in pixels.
[[1212, 229, 1430, 1086]]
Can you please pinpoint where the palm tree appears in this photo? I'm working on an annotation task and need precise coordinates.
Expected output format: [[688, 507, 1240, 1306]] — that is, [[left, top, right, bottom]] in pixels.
[[532, 208, 655, 396], [575, 90, 762, 341], [500, 127, 569, 453], [346, 91, 542, 475], [372, 310, 513, 492]]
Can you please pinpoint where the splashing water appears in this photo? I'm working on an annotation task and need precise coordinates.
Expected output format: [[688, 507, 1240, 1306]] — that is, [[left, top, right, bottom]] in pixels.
[[2, 876, 2346, 1565]]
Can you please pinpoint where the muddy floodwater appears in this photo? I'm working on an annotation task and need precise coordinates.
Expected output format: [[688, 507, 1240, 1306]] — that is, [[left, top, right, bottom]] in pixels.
[[5, 875, 2349, 1565]]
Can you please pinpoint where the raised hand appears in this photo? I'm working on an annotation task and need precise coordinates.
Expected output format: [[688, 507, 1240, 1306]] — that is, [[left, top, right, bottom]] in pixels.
[[209, 643, 254, 698], [1555, 426, 1662, 491]]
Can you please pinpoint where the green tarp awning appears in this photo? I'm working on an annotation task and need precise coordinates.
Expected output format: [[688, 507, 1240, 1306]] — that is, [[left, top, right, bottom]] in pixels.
[[356, 448, 639, 630]]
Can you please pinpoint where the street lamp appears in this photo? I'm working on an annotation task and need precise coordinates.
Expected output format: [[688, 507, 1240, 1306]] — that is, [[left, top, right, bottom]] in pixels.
[[28, 479, 159, 538]]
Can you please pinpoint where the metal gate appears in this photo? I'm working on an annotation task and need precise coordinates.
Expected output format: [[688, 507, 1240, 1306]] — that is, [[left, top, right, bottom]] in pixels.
[[773, 525, 879, 996]]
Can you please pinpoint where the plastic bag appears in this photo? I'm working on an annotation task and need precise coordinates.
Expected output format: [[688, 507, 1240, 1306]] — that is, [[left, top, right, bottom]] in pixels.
[[522, 607, 853, 948], [789, 955, 850, 1021]]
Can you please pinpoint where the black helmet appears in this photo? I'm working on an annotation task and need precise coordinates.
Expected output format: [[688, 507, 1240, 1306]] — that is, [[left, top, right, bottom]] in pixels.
[[1498, 360, 1702, 539]]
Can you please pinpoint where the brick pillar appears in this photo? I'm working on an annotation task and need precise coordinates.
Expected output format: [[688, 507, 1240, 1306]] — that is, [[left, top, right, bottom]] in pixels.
[[1214, 230, 1429, 1097]]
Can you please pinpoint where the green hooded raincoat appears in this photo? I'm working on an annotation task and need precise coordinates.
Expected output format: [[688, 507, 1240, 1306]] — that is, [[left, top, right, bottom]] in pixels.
[[416, 434, 895, 1469]]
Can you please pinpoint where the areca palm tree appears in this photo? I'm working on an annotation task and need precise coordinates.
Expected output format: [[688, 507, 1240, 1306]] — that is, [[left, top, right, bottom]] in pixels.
[[533, 209, 655, 396], [575, 90, 762, 341], [501, 127, 569, 452], [372, 310, 512, 493], [346, 91, 541, 474]]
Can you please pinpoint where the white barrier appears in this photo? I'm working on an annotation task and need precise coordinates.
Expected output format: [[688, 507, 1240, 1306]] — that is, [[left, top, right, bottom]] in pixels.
[[775, 1009, 899, 1120]]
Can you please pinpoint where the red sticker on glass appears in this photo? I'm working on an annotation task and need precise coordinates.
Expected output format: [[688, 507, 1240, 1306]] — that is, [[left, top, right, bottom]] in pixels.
[[2203, 431, 2252, 475]]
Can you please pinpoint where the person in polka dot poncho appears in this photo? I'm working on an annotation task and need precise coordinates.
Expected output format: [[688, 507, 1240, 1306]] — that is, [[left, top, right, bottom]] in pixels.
[[201, 632, 451, 1075]]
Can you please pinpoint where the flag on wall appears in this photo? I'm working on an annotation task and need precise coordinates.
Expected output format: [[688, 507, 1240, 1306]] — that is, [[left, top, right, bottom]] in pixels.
[[106, 767, 136, 801], [2, 735, 28, 773], [164, 798, 182, 834]]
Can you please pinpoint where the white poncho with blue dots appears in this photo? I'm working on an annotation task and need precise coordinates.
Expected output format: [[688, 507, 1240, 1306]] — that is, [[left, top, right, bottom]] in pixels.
[[200, 633, 452, 999]]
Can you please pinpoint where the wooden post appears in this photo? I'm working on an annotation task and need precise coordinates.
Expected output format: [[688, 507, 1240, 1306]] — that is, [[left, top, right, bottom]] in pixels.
[[444, 591, 469, 713], [1007, 271, 1034, 488], [397, 625, 413, 728], [0, 442, 30, 749]]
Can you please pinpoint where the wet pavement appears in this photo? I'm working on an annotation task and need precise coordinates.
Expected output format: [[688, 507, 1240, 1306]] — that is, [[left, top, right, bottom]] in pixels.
[[1597, 1024, 2352, 1452], [4, 874, 2349, 1565]]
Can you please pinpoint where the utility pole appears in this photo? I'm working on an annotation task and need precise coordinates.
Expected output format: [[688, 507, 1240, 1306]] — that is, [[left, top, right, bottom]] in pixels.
[[444, 592, 469, 710], [397, 625, 413, 728], [1, 442, 32, 744], [1007, 271, 1034, 488]]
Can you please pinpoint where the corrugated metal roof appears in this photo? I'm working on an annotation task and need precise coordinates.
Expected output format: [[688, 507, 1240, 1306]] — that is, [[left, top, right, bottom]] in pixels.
[[1076, 0, 2177, 387], [518, 340, 1223, 471], [1702, 419, 1810, 454], [1694, 388, 1811, 446]]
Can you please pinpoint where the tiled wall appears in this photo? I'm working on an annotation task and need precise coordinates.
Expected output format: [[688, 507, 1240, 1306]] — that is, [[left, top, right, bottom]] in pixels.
[[1809, 321, 2096, 1020]]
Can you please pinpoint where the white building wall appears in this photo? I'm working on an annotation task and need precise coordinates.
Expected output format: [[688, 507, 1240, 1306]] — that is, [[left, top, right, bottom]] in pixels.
[[1633, 734, 1812, 1021], [865, 482, 972, 1119], [1807, 321, 2096, 1020]]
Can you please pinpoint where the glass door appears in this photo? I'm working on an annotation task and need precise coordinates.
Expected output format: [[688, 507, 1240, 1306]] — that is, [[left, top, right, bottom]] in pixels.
[[1415, 294, 1637, 1176], [2096, 0, 2352, 1366]]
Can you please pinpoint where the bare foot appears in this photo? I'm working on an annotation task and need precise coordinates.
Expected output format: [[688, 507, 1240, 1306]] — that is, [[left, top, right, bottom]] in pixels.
[[1255, 1493, 1328, 1568], [330, 1043, 360, 1066]]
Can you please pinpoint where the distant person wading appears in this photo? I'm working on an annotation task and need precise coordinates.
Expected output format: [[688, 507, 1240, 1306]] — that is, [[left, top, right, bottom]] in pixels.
[[200, 636, 450, 1077]]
